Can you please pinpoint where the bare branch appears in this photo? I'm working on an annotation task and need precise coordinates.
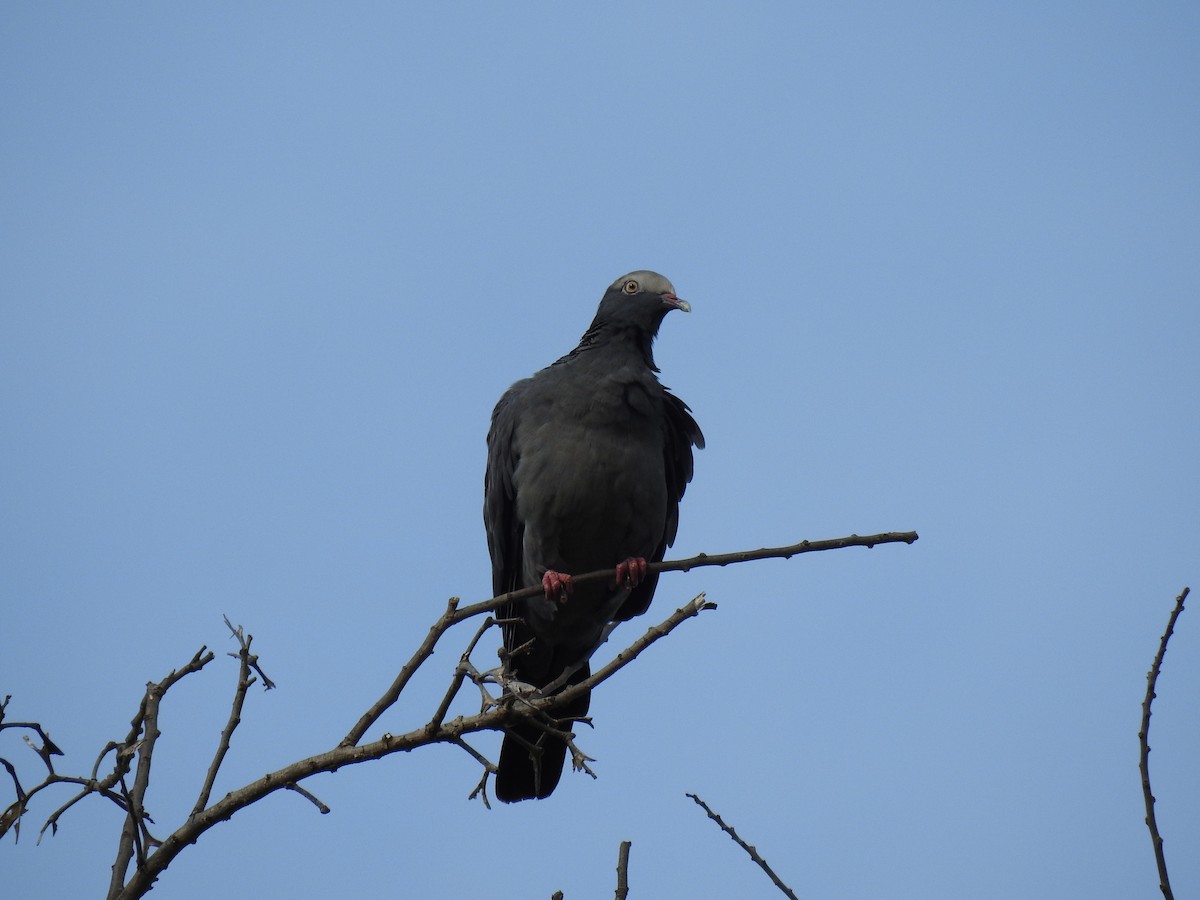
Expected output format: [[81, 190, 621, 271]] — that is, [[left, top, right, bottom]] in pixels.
[[38, 776, 128, 843], [90, 742, 121, 782], [0, 696, 64, 776], [341, 596, 463, 748], [554, 593, 715, 712], [340, 532, 916, 749], [566, 736, 597, 781], [3, 649, 207, 847], [427, 616, 499, 732], [114, 592, 717, 899], [285, 783, 331, 814], [109, 648, 213, 900], [1139, 586, 1189, 900], [192, 623, 260, 817], [687, 792, 800, 900], [614, 840, 631, 900], [0, 758, 25, 841], [453, 531, 920, 622], [452, 737, 495, 773], [5, 530, 916, 898], [222, 616, 276, 691]]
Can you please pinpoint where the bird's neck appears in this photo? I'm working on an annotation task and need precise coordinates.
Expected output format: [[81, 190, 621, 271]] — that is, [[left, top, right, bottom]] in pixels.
[[575, 322, 660, 372]]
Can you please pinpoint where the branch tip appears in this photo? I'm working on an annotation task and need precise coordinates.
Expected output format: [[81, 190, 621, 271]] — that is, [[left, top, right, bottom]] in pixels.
[[1139, 586, 1188, 900]]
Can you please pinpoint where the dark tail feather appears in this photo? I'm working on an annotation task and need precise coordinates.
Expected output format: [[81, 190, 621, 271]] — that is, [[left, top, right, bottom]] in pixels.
[[495, 662, 591, 803]]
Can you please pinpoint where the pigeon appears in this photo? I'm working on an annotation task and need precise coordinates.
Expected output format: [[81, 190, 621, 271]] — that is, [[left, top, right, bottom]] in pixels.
[[484, 270, 704, 802]]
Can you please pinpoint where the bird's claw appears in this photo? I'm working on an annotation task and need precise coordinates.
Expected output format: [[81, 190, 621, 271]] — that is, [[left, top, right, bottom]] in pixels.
[[542, 570, 574, 604], [614, 557, 648, 588]]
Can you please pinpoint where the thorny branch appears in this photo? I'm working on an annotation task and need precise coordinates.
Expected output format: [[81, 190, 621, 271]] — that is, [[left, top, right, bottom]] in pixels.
[[687, 793, 800, 900], [2, 531, 916, 899], [1139, 586, 1189, 900]]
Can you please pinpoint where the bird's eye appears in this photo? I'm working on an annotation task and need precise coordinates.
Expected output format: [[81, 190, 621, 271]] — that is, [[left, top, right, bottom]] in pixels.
[[623, 280, 639, 294]]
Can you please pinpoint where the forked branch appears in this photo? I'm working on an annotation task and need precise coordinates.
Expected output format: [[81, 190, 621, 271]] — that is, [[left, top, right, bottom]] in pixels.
[[2, 530, 917, 899]]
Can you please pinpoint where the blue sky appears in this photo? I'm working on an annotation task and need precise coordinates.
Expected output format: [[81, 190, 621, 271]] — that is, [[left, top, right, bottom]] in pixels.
[[3, 4, 1198, 898]]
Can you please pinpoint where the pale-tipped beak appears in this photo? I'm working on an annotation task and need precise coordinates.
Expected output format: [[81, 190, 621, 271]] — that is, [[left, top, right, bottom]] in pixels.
[[662, 293, 692, 313]]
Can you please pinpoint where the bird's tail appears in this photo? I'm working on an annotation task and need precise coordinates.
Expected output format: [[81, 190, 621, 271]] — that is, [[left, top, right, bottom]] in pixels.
[[495, 661, 591, 803]]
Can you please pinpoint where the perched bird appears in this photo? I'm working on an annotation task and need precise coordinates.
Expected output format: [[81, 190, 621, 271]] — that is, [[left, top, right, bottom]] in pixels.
[[484, 270, 704, 802]]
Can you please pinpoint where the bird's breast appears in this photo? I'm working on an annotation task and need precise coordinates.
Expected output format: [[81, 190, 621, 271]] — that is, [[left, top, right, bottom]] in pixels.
[[513, 383, 668, 576]]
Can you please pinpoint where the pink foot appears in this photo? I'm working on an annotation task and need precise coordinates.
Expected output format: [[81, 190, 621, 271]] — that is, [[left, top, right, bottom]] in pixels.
[[614, 557, 649, 588], [542, 570, 574, 604]]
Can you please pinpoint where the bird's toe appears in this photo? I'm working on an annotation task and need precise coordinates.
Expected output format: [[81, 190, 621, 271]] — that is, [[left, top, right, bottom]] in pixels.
[[542, 570, 574, 603], [615, 557, 649, 588]]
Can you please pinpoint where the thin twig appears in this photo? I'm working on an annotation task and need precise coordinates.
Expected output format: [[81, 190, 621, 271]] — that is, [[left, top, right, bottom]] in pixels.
[[452, 737, 495, 773], [0, 712, 64, 776], [1139, 586, 1188, 900], [223, 618, 275, 691], [20, 729, 64, 771], [453, 531, 919, 622], [38, 776, 128, 842], [90, 743, 120, 782], [427, 616, 498, 731], [285, 783, 331, 814], [191, 622, 258, 818], [687, 792, 800, 900], [341, 596, 463, 748], [554, 594, 714, 711]]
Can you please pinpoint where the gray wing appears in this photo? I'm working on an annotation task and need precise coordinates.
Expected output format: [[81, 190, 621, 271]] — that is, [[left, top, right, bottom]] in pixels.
[[484, 381, 527, 649], [615, 388, 705, 621]]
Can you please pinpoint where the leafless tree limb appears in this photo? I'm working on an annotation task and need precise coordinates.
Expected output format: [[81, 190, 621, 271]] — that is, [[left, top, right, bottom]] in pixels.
[[0, 759, 25, 841], [112, 592, 718, 899], [341, 595, 464, 748], [1139, 586, 1189, 900], [108, 648, 214, 899], [1, 648, 217, 850], [190, 620, 268, 819], [454, 531, 920, 621], [2, 530, 916, 898], [615, 840, 631, 900], [39, 776, 128, 843], [338, 531, 918, 750], [0, 694, 64, 780], [221, 616, 277, 691], [687, 792, 800, 900], [428, 616, 499, 732]]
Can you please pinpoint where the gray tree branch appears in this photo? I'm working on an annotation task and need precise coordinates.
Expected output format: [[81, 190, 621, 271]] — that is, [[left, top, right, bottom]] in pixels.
[[1, 529, 918, 898], [1139, 586, 1189, 900], [687, 792, 800, 900]]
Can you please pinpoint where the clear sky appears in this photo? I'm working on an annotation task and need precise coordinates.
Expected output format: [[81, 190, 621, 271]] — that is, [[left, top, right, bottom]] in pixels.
[[3, 4, 1198, 898]]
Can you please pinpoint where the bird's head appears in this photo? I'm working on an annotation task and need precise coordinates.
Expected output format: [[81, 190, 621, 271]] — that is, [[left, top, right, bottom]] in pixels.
[[591, 270, 691, 336]]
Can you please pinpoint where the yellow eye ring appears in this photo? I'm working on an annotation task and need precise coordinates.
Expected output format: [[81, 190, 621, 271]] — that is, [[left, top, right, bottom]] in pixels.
[[622, 279, 639, 294]]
